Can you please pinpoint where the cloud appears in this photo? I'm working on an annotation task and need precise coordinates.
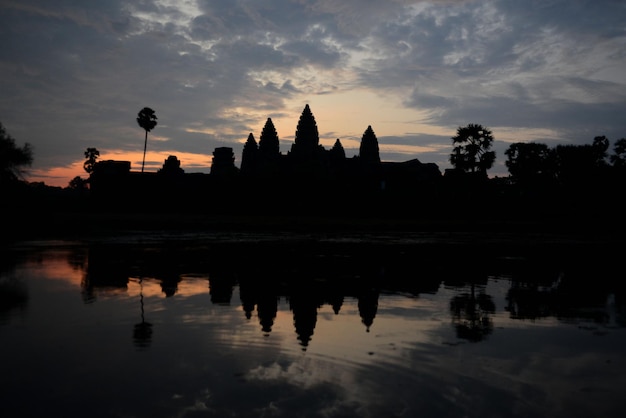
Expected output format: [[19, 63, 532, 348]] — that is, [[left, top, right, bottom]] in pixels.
[[0, 0, 625, 186], [366, 1, 626, 144]]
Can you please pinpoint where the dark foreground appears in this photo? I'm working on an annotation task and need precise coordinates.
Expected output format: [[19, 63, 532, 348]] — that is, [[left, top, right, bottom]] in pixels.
[[7, 207, 623, 245]]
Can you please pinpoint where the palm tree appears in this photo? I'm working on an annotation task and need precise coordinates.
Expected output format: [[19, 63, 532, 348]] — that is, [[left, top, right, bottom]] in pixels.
[[136, 107, 158, 173], [450, 123, 495, 175], [83, 147, 100, 174]]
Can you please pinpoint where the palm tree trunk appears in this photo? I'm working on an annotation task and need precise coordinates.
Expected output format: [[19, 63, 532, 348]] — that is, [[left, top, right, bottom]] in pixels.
[[141, 130, 148, 172]]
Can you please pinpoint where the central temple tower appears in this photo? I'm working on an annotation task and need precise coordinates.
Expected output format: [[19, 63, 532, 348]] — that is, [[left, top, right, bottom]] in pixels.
[[289, 104, 321, 161]]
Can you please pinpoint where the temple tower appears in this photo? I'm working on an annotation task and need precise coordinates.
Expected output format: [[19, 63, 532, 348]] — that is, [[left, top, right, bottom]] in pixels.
[[289, 104, 321, 161]]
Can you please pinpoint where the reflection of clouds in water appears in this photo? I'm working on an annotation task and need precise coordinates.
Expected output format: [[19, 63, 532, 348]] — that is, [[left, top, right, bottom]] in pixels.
[[398, 324, 626, 418], [247, 360, 336, 388], [245, 359, 372, 416], [492, 340, 626, 417], [176, 388, 213, 418]]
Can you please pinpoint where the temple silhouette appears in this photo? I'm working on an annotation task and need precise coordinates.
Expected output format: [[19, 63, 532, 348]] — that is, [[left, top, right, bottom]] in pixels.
[[89, 104, 442, 214]]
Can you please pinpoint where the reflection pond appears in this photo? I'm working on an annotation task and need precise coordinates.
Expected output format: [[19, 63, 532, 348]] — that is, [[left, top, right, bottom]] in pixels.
[[1, 232, 625, 418]]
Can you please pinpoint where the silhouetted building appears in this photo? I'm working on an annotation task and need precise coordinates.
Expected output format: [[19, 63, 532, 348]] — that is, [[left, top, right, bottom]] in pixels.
[[289, 104, 321, 162], [240, 133, 258, 176], [259, 118, 281, 159], [158, 155, 184, 176], [211, 147, 238, 178], [89, 160, 131, 195], [329, 138, 346, 163], [88, 104, 443, 211], [359, 125, 380, 166]]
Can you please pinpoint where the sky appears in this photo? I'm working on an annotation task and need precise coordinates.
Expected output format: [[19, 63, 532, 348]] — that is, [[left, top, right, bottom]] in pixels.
[[1, 0, 625, 188]]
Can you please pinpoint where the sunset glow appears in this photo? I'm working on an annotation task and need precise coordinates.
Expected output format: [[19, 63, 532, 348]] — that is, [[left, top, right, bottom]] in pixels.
[[1, 1, 624, 189]]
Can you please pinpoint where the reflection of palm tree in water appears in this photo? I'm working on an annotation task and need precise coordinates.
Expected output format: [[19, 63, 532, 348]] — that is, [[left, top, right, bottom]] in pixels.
[[450, 283, 495, 342], [133, 277, 153, 349]]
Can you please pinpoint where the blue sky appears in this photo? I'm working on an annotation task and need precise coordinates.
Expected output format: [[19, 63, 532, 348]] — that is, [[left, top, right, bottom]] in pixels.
[[1, 0, 625, 187]]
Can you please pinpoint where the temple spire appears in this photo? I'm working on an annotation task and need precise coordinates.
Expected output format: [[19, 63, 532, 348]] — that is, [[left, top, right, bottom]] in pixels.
[[359, 125, 380, 165], [290, 104, 320, 160], [259, 118, 280, 157]]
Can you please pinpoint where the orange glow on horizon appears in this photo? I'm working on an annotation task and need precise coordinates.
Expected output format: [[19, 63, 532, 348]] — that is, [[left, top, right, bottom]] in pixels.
[[27, 97, 466, 188], [28, 150, 215, 188], [25, 252, 85, 288], [127, 276, 211, 298], [28, 250, 213, 299], [28, 160, 86, 188]]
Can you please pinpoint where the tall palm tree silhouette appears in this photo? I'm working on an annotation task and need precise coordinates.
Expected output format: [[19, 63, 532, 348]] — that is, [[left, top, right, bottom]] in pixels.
[[136, 107, 158, 173]]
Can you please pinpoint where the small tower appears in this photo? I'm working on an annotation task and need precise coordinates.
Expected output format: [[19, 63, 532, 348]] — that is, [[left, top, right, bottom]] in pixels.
[[158, 155, 184, 176], [259, 118, 281, 158], [330, 138, 346, 160], [359, 125, 380, 165], [240, 133, 258, 175], [211, 147, 238, 177]]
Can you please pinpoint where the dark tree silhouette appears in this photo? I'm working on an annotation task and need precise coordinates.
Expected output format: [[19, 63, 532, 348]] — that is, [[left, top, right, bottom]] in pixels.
[[68, 176, 88, 191], [592, 135, 610, 166], [450, 123, 495, 175], [506, 283, 556, 320], [0, 122, 33, 184], [136, 107, 158, 173], [554, 138, 608, 187], [450, 283, 495, 342], [83, 147, 100, 174], [610, 138, 626, 168], [505, 142, 554, 185]]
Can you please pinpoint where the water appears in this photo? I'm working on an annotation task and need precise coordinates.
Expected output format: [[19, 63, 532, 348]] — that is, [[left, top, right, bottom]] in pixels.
[[1, 233, 624, 418]]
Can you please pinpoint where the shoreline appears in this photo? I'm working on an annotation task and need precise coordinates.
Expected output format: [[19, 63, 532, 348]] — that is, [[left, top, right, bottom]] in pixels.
[[6, 209, 620, 246]]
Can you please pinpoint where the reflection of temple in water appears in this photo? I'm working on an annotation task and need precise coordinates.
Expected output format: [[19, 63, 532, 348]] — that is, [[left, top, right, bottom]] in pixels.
[[77, 241, 626, 347], [358, 287, 379, 332], [238, 278, 380, 347], [239, 280, 279, 335], [289, 287, 320, 350], [208, 272, 236, 305]]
